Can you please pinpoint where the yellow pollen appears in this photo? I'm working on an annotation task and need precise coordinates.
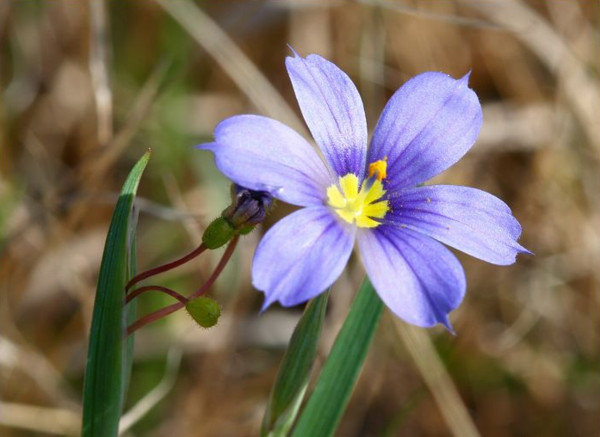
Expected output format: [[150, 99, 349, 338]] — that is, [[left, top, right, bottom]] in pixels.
[[368, 157, 388, 181], [326, 172, 390, 228]]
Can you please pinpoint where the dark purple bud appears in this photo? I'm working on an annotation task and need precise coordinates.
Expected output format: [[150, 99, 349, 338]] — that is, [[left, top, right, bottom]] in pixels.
[[222, 184, 274, 229]]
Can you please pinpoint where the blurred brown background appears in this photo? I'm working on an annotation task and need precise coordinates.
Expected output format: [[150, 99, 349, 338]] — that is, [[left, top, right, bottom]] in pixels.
[[1, 1, 599, 436]]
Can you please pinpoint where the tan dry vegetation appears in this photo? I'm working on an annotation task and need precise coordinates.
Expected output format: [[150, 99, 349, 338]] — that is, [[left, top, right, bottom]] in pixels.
[[1, 1, 598, 436]]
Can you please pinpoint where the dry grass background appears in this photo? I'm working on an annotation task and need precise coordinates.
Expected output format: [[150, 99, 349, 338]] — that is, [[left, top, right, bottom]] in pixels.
[[1, 1, 599, 436]]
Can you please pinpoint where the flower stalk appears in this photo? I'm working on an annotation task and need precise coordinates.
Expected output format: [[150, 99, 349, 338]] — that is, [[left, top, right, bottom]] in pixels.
[[125, 285, 188, 305], [126, 235, 239, 335], [125, 243, 207, 292]]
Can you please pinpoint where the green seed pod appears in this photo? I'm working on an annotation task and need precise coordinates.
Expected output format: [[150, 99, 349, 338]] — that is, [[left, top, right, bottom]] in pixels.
[[202, 217, 236, 249], [185, 297, 221, 328]]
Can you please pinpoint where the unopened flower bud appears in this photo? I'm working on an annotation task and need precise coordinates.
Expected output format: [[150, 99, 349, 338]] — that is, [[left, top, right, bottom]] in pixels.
[[222, 184, 274, 230], [202, 184, 274, 249]]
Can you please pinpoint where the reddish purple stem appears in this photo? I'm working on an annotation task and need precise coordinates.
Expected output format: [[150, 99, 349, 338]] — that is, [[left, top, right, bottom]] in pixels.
[[126, 243, 207, 292], [188, 235, 239, 301], [125, 285, 188, 305], [126, 236, 239, 336], [127, 302, 182, 336]]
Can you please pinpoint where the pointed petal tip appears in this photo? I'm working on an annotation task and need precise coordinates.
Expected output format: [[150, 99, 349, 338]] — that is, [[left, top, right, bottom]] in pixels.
[[460, 70, 473, 84], [497, 243, 534, 265], [260, 294, 276, 314], [255, 279, 277, 314], [195, 142, 215, 151], [439, 315, 457, 335], [519, 245, 534, 256], [286, 44, 300, 58], [398, 313, 456, 334]]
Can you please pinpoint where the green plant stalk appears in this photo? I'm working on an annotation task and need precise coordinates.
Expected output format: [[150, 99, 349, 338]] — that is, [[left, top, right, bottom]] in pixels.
[[291, 277, 384, 437]]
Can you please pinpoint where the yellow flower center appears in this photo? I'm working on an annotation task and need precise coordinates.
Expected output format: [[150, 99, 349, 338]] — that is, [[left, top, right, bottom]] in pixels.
[[326, 159, 390, 228]]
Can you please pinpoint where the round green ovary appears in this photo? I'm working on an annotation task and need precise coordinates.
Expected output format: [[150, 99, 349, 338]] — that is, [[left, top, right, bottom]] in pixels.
[[185, 297, 221, 328]]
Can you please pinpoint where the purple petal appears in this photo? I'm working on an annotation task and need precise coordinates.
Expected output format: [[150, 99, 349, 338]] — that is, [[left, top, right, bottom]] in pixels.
[[369, 72, 482, 190], [358, 226, 466, 329], [253, 206, 355, 309], [386, 185, 531, 265], [286, 52, 367, 178], [199, 115, 331, 207]]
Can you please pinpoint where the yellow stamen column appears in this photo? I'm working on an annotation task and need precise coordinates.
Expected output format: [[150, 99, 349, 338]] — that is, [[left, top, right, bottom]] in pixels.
[[327, 159, 390, 228]]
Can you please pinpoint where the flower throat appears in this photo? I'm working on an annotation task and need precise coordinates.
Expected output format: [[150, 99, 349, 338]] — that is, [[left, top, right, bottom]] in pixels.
[[326, 158, 390, 228]]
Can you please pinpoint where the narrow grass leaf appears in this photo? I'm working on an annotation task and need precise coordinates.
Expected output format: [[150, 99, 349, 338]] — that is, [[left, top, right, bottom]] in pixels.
[[121, 192, 139, 405], [291, 277, 384, 437], [261, 290, 330, 437], [82, 151, 150, 437]]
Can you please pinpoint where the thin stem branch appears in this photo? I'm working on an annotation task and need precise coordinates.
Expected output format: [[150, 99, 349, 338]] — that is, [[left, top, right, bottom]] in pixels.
[[189, 235, 239, 300], [125, 285, 188, 305], [126, 236, 239, 335], [127, 303, 182, 336], [126, 243, 206, 291]]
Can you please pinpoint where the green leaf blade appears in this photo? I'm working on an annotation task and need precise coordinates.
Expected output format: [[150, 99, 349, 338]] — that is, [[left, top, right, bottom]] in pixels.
[[291, 277, 384, 437], [82, 151, 150, 437], [262, 290, 330, 437]]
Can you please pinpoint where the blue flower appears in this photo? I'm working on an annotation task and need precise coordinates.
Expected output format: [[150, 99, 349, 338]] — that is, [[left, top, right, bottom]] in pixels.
[[199, 52, 530, 330]]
